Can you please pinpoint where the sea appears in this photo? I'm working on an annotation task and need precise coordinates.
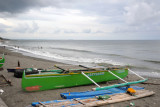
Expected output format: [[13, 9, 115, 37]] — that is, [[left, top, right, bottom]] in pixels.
[[1, 40, 160, 78]]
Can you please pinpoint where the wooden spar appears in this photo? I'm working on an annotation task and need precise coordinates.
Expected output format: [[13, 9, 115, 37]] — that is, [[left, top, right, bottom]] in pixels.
[[79, 65, 90, 69], [73, 98, 86, 105], [79, 65, 95, 71], [81, 72, 101, 87], [54, 65, 65, 71], [54, 65, 90, 73], [54, 65, 95, 73], [38, 101, 47, 107], [54, 65, 69, 73]]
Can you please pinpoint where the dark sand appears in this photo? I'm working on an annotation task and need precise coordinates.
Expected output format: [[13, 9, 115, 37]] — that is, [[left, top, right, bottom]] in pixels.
[[0, 46, 160, 107]]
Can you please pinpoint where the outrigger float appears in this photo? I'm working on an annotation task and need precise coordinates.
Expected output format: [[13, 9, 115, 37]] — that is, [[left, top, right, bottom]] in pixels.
[[29, 66, 154, 107]]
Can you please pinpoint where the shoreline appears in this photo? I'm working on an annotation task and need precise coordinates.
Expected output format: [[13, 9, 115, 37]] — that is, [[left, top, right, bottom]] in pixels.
[[0, 46, 160, 107]]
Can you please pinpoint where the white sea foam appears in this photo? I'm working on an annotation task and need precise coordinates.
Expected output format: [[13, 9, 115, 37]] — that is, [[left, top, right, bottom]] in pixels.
[[5, 44, 123, 66], [129, 70, 160, 78], [1, 40, 160, 78]]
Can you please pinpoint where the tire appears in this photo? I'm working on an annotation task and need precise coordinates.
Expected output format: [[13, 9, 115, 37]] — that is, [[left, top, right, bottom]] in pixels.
[[14, 69, 24, 78], [14, 69, 39, 78]]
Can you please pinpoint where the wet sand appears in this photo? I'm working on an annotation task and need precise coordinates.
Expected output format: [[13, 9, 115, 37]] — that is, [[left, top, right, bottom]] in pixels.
[[0, 46, 160, 107]]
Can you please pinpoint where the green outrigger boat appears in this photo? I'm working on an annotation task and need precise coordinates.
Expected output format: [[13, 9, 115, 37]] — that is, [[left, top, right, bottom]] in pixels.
[[0, 54, 5, 68], [22, 66, 129, 91]]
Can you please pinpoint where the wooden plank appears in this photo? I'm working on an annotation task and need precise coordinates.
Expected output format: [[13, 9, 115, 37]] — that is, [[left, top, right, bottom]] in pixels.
[[83, 90, 155, 107], [36, 100, 81, 107], [35, 89, 154, 107]]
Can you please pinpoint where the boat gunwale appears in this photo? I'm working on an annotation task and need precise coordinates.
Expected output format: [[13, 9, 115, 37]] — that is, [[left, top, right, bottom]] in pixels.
[[24, 68, 128, 78], [25, 70, 106, 77]]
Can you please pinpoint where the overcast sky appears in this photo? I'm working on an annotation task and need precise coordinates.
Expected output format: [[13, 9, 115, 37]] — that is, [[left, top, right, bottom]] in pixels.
[[0, 0, 160, 40]]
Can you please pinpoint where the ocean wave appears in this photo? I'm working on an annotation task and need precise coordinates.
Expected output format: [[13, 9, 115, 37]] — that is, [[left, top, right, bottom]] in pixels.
[[3, 45, 123, 66], [128, 64, 160, 71], [130, 71, 160, 78], [50, 47, 137, 62], [106, 53, 136, 60], [143, 60, 160, 64], [50, 47, 92, 53]]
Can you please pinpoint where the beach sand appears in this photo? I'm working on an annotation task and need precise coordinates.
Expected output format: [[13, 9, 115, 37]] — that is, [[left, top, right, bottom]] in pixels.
[[0, 46, 160, 107]]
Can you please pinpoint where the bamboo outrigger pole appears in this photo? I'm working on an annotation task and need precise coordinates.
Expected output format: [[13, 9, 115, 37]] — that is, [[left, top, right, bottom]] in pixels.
[[92, 69, 147, 91], [81, 72, 101, 87], [108, 70, 128, 83]]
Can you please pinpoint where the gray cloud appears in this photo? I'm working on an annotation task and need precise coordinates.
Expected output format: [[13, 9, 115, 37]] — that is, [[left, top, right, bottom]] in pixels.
[[0, 28, 6, 33], [112, 0, 160, 35], [64, 29, 77, 33], [0, 0, 63, 14], [12, 22, 39, 33], [0, 23, 10, 33], [0, 0, 125, 16], [53, 29, 61, 34], [30, 22, 39, 33], [124, 1, 160, 26], [82, 29, 91, 33], [0, 0, 160, 39]]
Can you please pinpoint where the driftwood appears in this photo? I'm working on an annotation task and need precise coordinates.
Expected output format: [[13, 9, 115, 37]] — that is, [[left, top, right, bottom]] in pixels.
[[0, 67, 3, 71], [141, 82, 160, 85], [0, 74, 12, 86]]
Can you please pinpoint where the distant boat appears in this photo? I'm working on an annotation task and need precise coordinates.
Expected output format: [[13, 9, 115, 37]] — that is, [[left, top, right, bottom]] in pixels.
[[22, 66, 128, 91], [0, 54, 5, 68]]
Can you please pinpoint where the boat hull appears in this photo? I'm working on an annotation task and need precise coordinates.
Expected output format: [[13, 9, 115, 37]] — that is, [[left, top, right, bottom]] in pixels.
[[0, 55, 5, 68], [22, 69, 128, 91]]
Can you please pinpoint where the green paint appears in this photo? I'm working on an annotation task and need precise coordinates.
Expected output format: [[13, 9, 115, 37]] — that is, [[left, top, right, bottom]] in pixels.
[[0, 55, 5, 68], [97, 95, 110, 100], [22, 69, 128, 91]]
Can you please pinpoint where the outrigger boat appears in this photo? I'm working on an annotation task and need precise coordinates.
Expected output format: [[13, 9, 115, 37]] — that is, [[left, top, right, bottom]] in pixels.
[[0, 54, 5, 68], [22, 65, 129, 91], [30, 67, 152, 107]]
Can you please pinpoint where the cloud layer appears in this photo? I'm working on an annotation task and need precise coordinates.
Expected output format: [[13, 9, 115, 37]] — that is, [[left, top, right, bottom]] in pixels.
[[0, 0, 160, 39]]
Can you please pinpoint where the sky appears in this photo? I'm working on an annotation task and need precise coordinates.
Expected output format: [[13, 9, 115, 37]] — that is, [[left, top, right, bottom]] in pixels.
[[0, 0, 160, 40]]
